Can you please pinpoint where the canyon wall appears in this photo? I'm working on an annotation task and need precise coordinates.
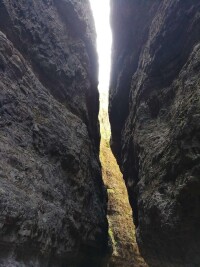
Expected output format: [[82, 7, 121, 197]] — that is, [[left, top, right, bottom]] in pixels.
[[99, 93, 147, 267], [109, 1, 200, 266], [0, 0, 108, 266]]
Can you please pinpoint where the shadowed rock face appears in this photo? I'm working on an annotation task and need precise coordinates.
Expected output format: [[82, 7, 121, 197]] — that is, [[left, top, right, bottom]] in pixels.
[[0, 0, 108, 266], [109, 1, 200, 266]]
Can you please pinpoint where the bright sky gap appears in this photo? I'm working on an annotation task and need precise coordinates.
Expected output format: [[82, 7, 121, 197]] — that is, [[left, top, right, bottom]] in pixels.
[[89, 0, 112, 93]]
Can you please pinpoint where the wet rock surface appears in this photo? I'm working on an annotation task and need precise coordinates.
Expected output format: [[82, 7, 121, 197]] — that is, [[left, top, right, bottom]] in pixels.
[[0, 0, 108, 266], [109, 1, 200, 266]]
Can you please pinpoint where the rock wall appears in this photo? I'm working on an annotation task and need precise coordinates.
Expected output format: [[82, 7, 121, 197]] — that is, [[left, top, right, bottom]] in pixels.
[[99, 93, 147, 267], [109, 1, 200, 266], [100, 140, 147, 267], [0, 0, 108, 266]]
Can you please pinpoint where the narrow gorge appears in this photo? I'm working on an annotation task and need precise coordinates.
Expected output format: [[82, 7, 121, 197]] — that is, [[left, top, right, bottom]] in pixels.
[[0, 0, 199, 267], [99, 92, 147, 267]]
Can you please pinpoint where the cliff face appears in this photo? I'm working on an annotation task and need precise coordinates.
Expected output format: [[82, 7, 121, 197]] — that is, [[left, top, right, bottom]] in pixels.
[[0, 0, 108, 266], [99, 93, 147, 267], [100, 140, 148, 267], [109, 1, 200, 266]]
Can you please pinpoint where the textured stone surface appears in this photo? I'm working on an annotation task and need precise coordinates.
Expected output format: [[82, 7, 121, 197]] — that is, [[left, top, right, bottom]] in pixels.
[[100, 140, 147, 267], [99, 92, 147, 267], [109, 1, 200, 266], [0, 0, 108, 266]]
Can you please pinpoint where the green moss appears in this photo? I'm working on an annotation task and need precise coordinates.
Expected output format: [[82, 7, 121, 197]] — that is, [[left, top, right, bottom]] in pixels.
[[109, 227, 117, 247], [107, 188, 115, 194]]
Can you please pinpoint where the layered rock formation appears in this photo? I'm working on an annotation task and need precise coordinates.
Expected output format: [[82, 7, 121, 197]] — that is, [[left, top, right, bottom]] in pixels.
[[0, 0, 108, 266], [99, 93, 147, 267], [109, 1, 200, 266]]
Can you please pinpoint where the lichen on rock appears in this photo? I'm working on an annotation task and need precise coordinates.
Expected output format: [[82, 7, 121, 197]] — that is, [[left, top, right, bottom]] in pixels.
[[99, 93, 147, 267]]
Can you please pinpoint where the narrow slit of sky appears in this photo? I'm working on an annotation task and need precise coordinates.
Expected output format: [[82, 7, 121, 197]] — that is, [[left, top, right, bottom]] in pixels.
[[89, 0, 112, 93]]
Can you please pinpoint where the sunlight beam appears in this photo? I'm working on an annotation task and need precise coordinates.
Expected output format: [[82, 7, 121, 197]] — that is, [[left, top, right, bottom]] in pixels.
[[89, 0, 112, 93]]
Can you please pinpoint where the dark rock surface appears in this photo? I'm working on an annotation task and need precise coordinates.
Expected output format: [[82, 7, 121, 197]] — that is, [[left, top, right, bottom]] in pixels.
[[109, 1, 200, 266], [0, 0, 108, 266]]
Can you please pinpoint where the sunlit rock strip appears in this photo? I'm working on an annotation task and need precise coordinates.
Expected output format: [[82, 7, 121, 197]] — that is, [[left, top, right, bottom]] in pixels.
[[99, 92, 147, 267], [0, 0, 109, 266], [109, 1, 200, 266]]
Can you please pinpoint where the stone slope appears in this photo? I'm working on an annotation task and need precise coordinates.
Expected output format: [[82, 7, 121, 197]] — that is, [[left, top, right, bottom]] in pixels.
[[109, 1, 200, 266], [0, 0, 108, 266], [100, 140, 147, 267], [99, 93, 147, 267]]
